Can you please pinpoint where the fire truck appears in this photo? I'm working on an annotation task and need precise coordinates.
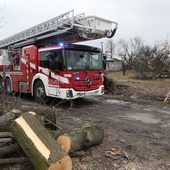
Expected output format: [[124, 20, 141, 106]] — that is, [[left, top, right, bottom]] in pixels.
[[0, 10, 118, 103]]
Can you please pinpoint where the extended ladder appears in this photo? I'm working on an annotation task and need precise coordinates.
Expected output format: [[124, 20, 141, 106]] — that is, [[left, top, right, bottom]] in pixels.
[[0, 10, 118, 49]]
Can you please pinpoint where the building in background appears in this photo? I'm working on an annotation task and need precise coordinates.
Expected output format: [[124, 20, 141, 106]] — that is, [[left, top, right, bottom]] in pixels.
[[106, 58, 122, 71]]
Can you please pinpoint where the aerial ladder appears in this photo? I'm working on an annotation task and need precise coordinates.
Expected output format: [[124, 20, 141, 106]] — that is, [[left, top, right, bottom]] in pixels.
[[0, 10, 118, 49]]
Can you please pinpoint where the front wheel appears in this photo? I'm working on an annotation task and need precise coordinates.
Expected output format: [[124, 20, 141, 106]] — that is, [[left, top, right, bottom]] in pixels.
[[34, 81, 49, 103]]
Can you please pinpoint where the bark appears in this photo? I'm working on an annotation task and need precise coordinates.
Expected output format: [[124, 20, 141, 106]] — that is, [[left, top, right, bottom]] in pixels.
[[11, 113, 72, 170], [0, 109, 21, 131], [53, 125, 104, 153]]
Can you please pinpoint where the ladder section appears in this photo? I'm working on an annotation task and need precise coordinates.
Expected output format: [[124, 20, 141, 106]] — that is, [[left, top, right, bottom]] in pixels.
[[0, 10, 118, 49], [0, 10, 77, 48]]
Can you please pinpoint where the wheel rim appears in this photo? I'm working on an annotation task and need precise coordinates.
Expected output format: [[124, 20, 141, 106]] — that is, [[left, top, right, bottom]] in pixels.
[[36, 86, 45, 99], [34, 81, 49, 103]]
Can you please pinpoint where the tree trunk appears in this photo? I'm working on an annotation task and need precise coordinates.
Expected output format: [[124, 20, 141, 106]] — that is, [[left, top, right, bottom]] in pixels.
[[0, 109, 21, 131], [52, 125, 104, 153], [11, 113, 72, 170]]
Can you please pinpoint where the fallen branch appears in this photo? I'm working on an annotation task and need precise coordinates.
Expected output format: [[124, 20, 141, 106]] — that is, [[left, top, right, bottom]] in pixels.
[[163, 90, 170, 103]]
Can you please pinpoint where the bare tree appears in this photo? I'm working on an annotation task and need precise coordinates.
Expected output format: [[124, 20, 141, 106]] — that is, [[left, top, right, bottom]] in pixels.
[[117, 37, 145, 69], [105, 39, 116, 58], [0, 5, 10, 115], [133, 40, 170, 79]]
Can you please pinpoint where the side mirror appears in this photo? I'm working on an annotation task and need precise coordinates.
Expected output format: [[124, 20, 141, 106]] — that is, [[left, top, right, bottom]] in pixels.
[[103, 55, 107, 60]]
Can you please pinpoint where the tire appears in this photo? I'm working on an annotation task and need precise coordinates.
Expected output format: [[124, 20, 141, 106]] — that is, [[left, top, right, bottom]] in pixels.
[[5, 78, 12, 94], [34, 80, 49, 103], [0, 76, 2, 94], [0, 76, 2, 87]]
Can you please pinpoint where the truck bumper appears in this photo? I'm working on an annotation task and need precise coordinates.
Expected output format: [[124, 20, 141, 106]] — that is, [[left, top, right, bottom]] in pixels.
[[55, 85, 104, 99]]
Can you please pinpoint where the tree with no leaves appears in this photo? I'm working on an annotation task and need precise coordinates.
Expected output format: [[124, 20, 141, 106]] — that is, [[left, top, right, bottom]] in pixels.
[[117, 37, 145, 69], [105, 39, 116, 58], [134, 40, 170, 79]]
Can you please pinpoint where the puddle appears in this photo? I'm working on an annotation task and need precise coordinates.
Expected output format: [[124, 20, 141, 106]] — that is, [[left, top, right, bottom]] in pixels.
[[104, 99, 142, 109], [95, 97, 170, 125], [105, 99, 131, 105], [124, 113, 160, 124], [161, 122, 170, 127], [159, 110, 170, 115]]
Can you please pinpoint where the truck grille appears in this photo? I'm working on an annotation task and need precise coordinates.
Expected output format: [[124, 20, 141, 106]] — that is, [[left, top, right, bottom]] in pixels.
[[73, 77, 100, 91]]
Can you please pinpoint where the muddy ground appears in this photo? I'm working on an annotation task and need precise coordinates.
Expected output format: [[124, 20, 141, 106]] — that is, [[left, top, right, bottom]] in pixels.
[[1, 94, 170, 170]]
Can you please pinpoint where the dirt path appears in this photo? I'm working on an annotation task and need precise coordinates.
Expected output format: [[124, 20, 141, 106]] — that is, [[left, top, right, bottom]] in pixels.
[[55, 96, 170, 170], [1, 95, 170, 170]]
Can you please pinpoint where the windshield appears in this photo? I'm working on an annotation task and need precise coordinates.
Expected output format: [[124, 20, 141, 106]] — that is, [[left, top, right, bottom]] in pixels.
[[65, 49, 102, 71]]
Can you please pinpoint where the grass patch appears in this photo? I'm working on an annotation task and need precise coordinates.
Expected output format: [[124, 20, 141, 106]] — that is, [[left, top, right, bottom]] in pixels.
[[105, 70, 170, 105]]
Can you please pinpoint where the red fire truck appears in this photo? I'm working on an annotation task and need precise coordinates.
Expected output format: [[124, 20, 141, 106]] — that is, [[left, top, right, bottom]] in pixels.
[[0, 10, 117, 103]]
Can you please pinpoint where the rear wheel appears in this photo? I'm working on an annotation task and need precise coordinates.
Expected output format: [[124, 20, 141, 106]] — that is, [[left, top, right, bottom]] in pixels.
[[34, 80, 49, 103], [5, 78, 12, 94], [0, 76, 3, 94]]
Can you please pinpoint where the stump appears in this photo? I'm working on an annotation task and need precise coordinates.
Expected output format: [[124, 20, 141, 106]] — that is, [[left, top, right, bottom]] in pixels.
[[53, 125, 104, 153], [11, 113, 72, 170]]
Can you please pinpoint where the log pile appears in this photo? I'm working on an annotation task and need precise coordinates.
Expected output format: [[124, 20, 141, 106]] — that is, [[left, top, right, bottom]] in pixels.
[[0, 109, 104, 170]]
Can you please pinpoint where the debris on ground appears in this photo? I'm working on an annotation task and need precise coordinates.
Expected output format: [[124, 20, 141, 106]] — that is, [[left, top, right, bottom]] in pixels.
[[0, 109, 104, 170]]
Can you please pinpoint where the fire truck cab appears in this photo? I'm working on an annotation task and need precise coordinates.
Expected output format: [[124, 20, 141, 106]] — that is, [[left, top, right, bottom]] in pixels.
[[0, 10, 118, 103]]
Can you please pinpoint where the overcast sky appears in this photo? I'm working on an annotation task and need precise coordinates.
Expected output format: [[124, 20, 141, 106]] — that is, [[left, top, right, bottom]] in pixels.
[[0, 0, 170, 49]]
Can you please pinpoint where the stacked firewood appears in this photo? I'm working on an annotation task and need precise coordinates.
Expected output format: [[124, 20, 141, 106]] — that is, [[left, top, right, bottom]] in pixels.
[[0, 109, 104, 170]]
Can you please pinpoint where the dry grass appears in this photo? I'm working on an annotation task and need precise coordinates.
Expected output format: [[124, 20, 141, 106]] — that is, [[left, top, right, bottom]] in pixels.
[[106, 70, 170, 104]]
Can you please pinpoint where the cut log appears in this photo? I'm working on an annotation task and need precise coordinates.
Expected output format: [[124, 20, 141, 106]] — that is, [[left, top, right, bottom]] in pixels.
[[53, 125, 104, 153], [0, 109, 21, 131], [0, 143, 21, 157], [21, 105, 37, 111], [0, 157, 28, 164], [0, 132, 13, 138], [0, 138, 12, 143], [11, 113, 72, 170]]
